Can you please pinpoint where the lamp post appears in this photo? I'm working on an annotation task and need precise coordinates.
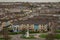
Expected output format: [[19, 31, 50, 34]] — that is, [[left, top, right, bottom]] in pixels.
[[26, 24, 29, 37]]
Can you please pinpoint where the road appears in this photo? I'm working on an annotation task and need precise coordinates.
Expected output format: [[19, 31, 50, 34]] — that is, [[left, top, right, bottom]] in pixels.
[[0, 33, 59, 40], [11, 34, 45, 40], [10, 33, 60, 40]]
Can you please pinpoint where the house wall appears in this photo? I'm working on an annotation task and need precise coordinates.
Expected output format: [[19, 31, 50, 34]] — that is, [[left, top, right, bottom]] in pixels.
[[29, 24, 34, 30], [39, 24, 48, 31], [18, 24, 47, 31]]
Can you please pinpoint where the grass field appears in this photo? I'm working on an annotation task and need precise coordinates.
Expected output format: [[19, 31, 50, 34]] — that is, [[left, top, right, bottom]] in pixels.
[[40, 34, 60, 39]]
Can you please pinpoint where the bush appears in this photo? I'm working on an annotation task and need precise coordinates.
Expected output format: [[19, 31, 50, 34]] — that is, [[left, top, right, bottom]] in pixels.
[[9, 31, 24, 35], [29, 31, 39, 33]]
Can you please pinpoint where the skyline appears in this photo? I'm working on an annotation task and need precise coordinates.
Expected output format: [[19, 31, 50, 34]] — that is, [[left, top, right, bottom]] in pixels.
[[0, 0, 60, 2]]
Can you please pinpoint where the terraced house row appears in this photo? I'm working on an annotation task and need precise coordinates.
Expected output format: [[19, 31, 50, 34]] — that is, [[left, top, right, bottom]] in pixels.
[[0, 2, 60, 32]]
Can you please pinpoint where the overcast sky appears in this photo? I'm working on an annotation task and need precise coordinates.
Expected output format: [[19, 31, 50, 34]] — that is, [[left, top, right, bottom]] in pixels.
[[0, 0, 60, 2]]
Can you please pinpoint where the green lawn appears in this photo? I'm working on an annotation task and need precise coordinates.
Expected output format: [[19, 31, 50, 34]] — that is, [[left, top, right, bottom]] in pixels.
[[40, 34, 60, 39], [20, 35, 36, 39], [0, 36, 11, 40], [55, 34, 60, 39], [56, 30, 60, 33], [0, 38, 4, 40], [40, 34, 47, 38]]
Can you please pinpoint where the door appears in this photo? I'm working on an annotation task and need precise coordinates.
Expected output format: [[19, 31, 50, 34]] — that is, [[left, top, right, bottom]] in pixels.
[[34, 24, 39, 31]]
